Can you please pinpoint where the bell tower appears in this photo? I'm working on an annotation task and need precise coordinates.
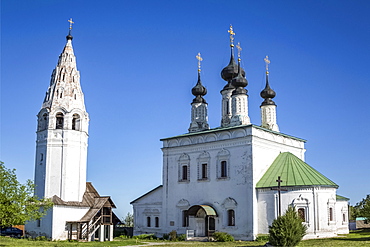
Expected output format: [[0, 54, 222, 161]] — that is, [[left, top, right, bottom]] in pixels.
[[34, 19, 89, 202]]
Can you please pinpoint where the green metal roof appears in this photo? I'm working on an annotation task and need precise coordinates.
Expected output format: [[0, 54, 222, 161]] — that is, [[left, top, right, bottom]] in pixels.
[[256, 152, 338, 189], [187, 205, 218, 216], [336, 194, 350, 201]]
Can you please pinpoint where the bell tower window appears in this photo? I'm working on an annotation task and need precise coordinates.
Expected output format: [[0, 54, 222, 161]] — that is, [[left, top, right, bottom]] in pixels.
[[56, 112, 64, 129], [72, 114, 81, 130]]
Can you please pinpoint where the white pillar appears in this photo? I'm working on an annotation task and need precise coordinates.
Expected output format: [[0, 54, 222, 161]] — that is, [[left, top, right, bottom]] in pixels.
[[99, 225, 104, 242]]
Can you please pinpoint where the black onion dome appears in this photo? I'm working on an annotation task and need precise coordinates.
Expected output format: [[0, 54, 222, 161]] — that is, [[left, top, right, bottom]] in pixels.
[[221, 48, 245, 82], [231, 61, 248, 95], [260, 73, 276, 106], [66, 30, 73, 41], [192, 72, 207, 103]]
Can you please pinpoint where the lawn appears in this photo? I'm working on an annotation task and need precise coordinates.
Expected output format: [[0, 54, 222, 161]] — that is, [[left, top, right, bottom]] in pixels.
[[0, 229, 369, 247]]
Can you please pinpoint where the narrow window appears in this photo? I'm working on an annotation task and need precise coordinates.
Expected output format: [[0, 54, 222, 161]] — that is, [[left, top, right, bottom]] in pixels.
[[343, 213, 346, 222], [221, 161, 227, 178], [228, 209, 235, 226], [182, 165, 188, 181], [202, 163, 207, 179], [40, 153, 44, 161], [37, 219, 41, 227], [72, 114, 80, 130], [155, 217, 159, 227], [226, 101, 230, 114], [329, 207, 333, 221], [298, 208, 305, 222], [182, 210, 189, 227], [56, 112, 64, 129], [147, 217, 151, 227]]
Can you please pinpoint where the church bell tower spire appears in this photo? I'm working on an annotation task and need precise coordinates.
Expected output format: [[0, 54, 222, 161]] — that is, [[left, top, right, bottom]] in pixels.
[[34, 19, 89, 202], [260, 56, 279, 132], [189, 53, 209, 133], [229, 42, 250, 126]]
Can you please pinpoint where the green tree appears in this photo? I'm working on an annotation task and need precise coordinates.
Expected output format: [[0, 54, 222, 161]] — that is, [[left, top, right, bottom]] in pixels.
[[123, 212, 134, 227], [269, 206, 307, 247], [354, 195, 370, 220], [0, 161, 52, 227]]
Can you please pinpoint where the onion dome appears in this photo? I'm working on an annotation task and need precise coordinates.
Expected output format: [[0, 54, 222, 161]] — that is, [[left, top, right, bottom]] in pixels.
[[221, 48, 246, 90], [66, 32, 73, 41], [192, 72, 207, 103], [260, 72, 276, 106], [231, 59, 248, 95]]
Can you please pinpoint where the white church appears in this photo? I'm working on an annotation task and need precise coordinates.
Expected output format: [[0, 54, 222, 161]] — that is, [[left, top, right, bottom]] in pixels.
[[25, 21, 118, 241], [131, 26, 349, 240]]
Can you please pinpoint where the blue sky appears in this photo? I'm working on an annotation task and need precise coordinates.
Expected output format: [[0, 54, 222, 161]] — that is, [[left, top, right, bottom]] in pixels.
[[1, 0, 370, 219]]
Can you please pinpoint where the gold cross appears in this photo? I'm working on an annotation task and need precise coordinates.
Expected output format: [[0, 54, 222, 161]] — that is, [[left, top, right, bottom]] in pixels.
[[264, 55, 270, 74], [196, 52, 203, 72], [68, 18, 74, 30], [228, 25, 235, 47]]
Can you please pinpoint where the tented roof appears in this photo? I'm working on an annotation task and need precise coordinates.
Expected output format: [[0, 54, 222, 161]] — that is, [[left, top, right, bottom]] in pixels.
[[256, 152, 338, 189]]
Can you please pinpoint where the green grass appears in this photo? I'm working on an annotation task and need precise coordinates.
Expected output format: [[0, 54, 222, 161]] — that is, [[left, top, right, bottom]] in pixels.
[[0, 229, 369, 247]]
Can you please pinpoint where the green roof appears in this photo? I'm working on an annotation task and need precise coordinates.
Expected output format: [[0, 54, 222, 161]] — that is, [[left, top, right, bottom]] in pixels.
[[336, 194, 350, 201], [256, 152, 338, 189]]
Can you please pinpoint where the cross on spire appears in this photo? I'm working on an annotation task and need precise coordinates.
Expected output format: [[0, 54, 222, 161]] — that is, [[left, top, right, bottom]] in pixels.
[[236, 42, 242, 61], [264, 55, 270, 74], [228, 25, 235, 47], [68, 18, 74, 30], [196, 52, 203, 72]]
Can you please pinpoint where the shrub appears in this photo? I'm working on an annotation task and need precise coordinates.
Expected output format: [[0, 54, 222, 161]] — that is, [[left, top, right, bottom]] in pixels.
[[169, 230, 177, 241], [162, 233, 169, 240], [256, 234, 269, 242], [177, 234, 186, 241], [269, 206, 307, 247], [213, 232, 234, 242]]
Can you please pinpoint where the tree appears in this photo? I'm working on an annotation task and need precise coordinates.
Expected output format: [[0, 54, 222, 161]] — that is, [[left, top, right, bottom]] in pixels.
[[0, 161, 53, 227], [269, 206, 307, 247], [123, 212, 134, 227], [354, 195, 370, 220]]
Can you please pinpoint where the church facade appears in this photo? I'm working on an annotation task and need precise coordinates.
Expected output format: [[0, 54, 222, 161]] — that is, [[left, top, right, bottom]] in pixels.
[[131, 26, 349, 240], [26, 22, 117, 241]]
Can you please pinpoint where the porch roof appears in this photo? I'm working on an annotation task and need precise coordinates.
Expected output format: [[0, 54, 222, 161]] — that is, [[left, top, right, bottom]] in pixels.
[[187, 205, 217, 216]]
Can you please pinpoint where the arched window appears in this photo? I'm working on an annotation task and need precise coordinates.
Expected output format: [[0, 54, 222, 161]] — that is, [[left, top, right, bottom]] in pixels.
[[182, 165, 188, 181], [298, 208, 305, 222], [329, 207, 333, 221], [155, 217, 159, 227], [228, 209, 235, 226], [201, 163, 208, 179], [56, 112, 64, 129], [72, 114, 80, 130], [147, 217, 151, 227], [221, 161, 227, 178]]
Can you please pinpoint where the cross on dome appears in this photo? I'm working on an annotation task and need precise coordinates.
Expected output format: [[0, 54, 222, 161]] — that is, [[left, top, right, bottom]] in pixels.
[[68, 18, 74, 30], [196, 52, 203, 72], [264, 55, 270, 74], [228, 25, 235, 47]]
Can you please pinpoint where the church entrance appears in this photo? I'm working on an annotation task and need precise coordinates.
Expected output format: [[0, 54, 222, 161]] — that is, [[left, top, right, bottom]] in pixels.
[[187, 205, 217, 237]]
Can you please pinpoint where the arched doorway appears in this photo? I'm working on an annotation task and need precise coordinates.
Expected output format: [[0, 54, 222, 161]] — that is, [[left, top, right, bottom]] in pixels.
[[187, 205, 217, 237]]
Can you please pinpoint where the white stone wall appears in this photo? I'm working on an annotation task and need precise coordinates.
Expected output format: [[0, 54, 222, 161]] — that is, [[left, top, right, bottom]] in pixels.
[[157, 125, 305, 240], [257, 187, 341, 239], [25, 205, 89, 240], [132, 187, 163, 236]]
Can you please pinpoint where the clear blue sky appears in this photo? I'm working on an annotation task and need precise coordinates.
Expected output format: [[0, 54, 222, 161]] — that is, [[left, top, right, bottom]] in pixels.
[[1, 0, 370, 219]]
